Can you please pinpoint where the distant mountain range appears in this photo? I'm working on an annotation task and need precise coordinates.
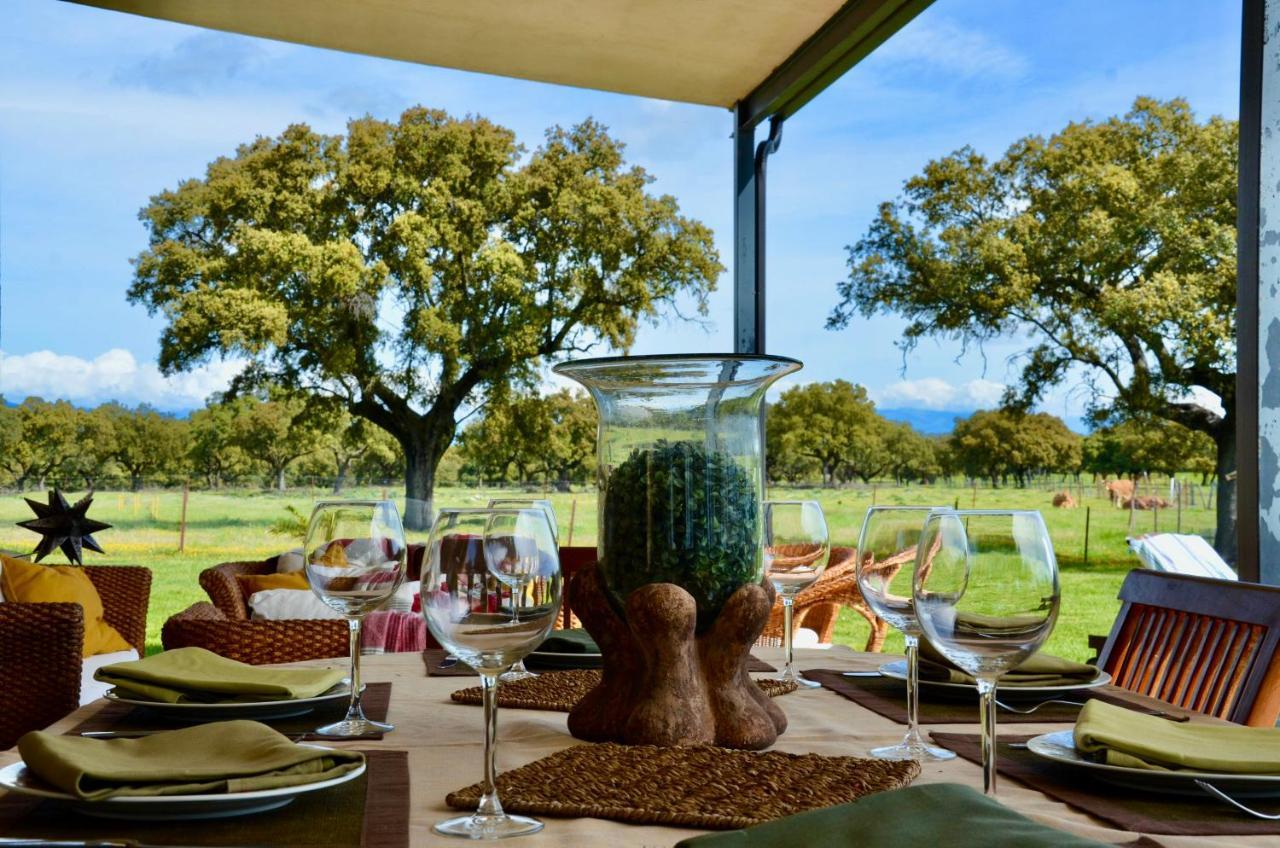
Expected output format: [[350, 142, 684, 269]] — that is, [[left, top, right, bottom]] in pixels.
[[877, 408, 965, 435]]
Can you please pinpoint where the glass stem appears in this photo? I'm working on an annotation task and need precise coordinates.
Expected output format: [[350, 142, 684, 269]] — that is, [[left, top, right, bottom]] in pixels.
[[345, 616, 365, 721], [976, 677, 998, 795], [903, 634, 923, 747], [476, 672, 505, 819], [782, 596, 796, 678]]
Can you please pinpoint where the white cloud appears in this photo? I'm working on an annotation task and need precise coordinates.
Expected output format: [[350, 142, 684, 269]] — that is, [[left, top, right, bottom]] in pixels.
[[875, 377, 1007, 411], [875, 19, 1030, 81], [0, 349, 241, 411], [112, 32, 273, 94]]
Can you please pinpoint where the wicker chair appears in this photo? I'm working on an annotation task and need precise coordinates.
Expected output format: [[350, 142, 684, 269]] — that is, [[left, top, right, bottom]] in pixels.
[[0, 565, 152, 749], [163, 549, 431, 665], [760, 546, 889, 652]]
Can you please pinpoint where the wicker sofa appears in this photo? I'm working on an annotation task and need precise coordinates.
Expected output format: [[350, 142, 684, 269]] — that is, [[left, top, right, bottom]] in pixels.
[[760, 546, 888, 651], [0, 565, 152, 749], [162, 546, 598, 664], [163, 548, 429, 665]]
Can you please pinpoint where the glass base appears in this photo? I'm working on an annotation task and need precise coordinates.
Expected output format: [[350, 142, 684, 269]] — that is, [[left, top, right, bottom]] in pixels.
[[314, 717, 394, 737], [869, 741, 956, 761], [434, 813, 544, 839], [776, 670, 822, 689], [499, 668, 538, 683]]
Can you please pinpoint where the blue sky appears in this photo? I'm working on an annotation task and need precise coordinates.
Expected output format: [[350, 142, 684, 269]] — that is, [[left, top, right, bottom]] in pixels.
[[0, 0, 1241, 425]]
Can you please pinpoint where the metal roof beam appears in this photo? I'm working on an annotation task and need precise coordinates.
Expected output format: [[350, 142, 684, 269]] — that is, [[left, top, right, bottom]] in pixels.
[[736, 0, 934, 130]]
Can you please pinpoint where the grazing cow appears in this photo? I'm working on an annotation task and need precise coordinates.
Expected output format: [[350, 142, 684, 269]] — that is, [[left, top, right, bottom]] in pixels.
[[1052, 491, 1077, 509], [1105, 479, 1135, 508], [1123, 495, 1171, 510]]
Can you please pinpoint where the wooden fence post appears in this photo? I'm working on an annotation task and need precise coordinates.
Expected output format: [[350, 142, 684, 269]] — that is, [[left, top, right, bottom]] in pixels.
[[178, 481, 189, 553], [567, 498, 577, 547], [1084, 506, 1091, 567]]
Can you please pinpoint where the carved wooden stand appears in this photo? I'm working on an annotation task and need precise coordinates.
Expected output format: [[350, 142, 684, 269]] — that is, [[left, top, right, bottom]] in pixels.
[[566, 564, 787, 750]]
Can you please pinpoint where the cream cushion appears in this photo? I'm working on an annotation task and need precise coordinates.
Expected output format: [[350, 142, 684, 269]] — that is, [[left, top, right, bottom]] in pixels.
[[383, 580, 420, 613], [276, 548, 305, 574], [248, 580, 420, 620], [80, 648, 141, 705], [248, 588, 343, 621]]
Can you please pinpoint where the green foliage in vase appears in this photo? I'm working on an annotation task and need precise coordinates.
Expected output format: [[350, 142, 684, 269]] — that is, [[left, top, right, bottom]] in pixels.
[[601, 439, 760, 631]]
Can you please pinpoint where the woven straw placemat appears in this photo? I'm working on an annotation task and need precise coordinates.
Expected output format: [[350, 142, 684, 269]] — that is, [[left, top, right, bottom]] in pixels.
[[446, 742, 919, 829], [450, 670, 797, 712]]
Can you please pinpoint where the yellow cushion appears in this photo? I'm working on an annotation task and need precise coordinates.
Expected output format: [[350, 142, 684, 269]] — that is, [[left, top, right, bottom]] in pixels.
[[237, 571, 311, 595], [0, 555, 131, 657]]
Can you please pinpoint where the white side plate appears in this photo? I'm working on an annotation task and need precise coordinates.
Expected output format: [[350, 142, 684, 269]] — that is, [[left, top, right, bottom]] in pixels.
[[103, 681, 358, 722], [878, 660, 1111, 698], [0, 747, 365, 820], [1026, 729, 1280, 798]]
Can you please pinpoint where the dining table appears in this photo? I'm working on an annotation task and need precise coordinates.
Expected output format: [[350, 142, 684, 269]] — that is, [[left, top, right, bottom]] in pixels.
[[1, 644, 1272, 848]]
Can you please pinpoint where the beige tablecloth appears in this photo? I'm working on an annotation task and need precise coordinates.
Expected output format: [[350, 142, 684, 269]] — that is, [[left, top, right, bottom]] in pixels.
[[2, 646, 1270, 847]]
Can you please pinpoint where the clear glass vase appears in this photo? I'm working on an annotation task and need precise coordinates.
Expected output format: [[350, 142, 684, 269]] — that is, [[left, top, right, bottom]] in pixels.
[[554, 354, 802, 631]]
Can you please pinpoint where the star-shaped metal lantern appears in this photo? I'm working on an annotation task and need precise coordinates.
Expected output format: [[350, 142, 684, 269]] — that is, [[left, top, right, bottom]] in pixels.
[[18, 489, 111, 565]]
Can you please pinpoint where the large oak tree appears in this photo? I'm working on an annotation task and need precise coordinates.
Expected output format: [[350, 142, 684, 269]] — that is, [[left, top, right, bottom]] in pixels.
[[829, 98, 1238, 556], [129, 108, 721, 527]]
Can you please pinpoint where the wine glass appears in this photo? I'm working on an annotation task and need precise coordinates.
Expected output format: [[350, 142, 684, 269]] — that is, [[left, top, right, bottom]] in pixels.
[[855, 505, 955, 761], [486, 498, 558, 682], [487, 498, 558, 543], [763, 501, 830, 689], [303, 499, 407, 737], [423, 507, 562, 839], [912, 509, 1060, 795]]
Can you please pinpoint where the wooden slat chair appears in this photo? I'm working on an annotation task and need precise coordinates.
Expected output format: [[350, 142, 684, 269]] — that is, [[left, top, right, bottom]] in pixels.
[[1096, 569, 1280, 726], [556, 546, 596, 628]]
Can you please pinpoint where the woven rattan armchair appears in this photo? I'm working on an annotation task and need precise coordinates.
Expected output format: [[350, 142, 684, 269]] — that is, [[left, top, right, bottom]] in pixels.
[[0, 565, 152, 749], [760, 546, 889, 652], [163, 549, 429, 665]]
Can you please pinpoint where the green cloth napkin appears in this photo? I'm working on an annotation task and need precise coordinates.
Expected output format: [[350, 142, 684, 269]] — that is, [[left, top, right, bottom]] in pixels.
[[536, 629, 599, 654], [917, 638, 1098, 687], [1074, 699, 1280, 773], [94, 647, 345, 704], [17, 720, 365, 800], [674, 783, 1112, 848]]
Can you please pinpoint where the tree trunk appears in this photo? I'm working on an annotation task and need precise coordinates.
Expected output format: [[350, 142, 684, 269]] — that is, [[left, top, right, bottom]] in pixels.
[[276, 466, 287, 492], [130, 472, 143, 492], [404, 436, 438, 531], [1214, 423, 1237, 563], [333, 458, 351, 494]]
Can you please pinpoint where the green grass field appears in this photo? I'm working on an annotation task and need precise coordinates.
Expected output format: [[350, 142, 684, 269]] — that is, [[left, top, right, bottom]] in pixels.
[[0, 481, 1216, 660]]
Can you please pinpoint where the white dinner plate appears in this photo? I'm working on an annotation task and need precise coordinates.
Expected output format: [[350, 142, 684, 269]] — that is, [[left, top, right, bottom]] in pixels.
[[103, 681, 359, 722], [878, 660, 1111, 699], [1026, 729, 1280, 797], [0, 746, 366, 820], [525, 650, 603, 669]]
